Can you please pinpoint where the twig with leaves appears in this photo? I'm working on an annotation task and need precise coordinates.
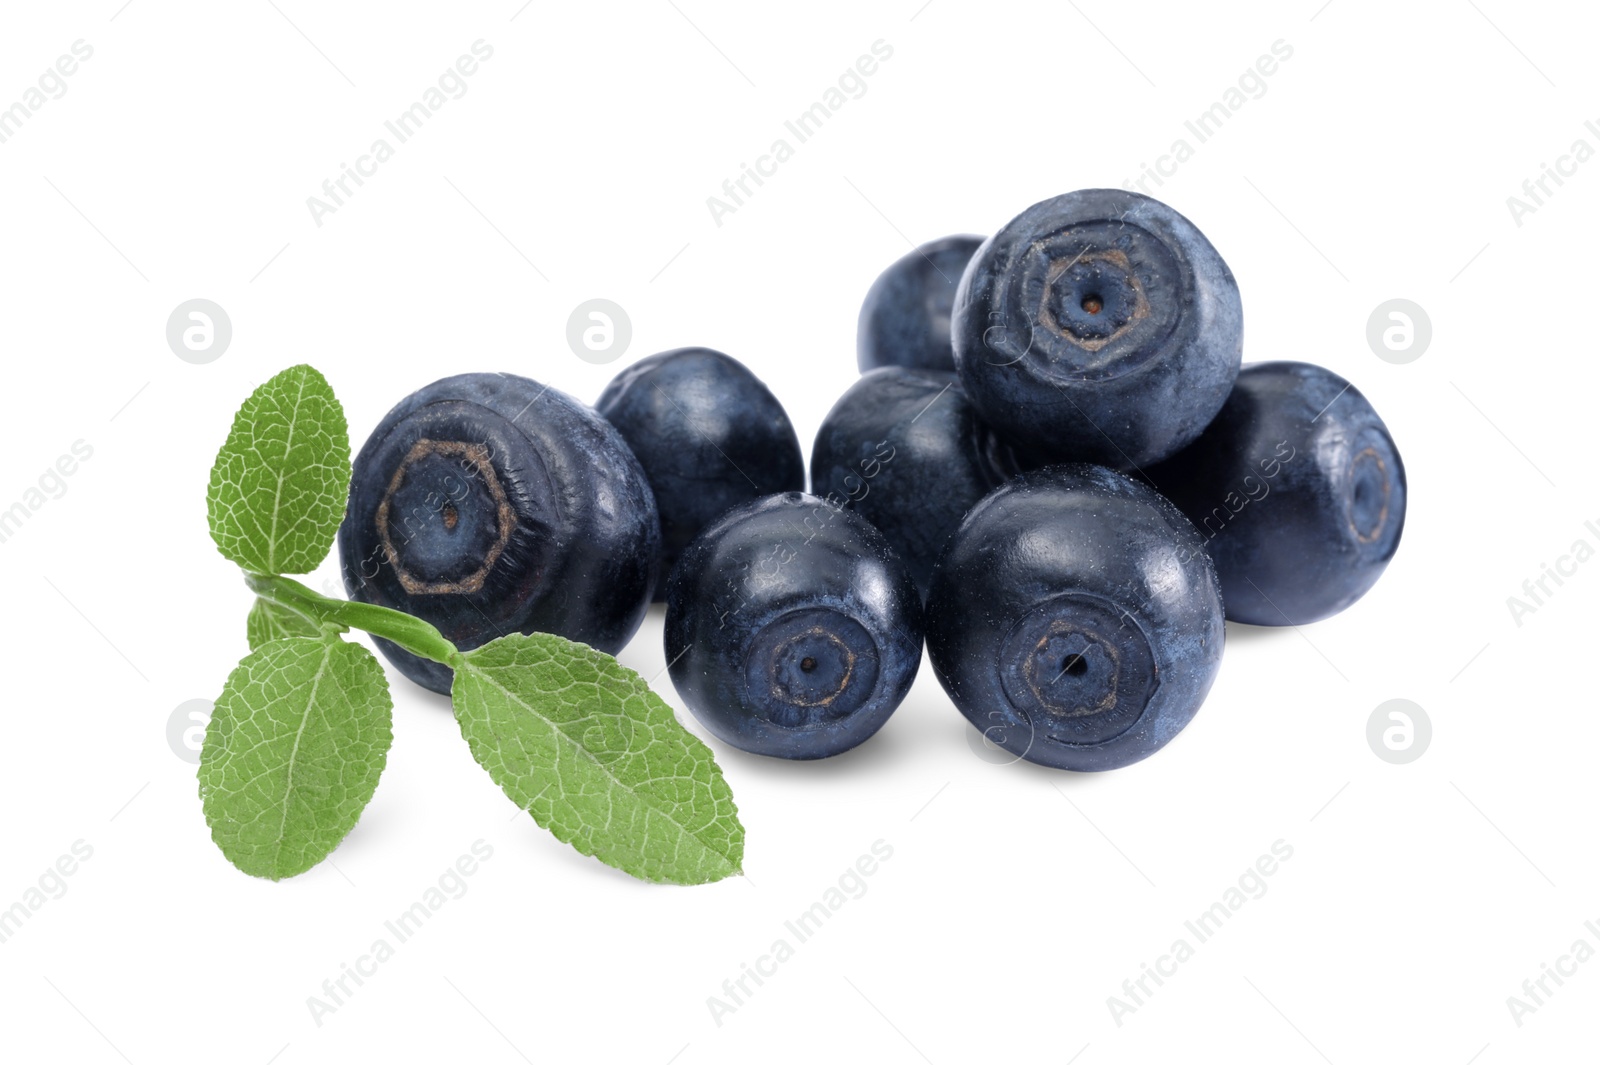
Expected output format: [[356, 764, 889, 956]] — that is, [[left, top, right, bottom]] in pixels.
[[198, 365, 745, 885]]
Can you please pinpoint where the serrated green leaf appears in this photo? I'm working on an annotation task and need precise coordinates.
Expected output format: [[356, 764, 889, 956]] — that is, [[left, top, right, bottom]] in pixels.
[[451, 632, 744, 885], [207, 364, 350, 575], [246, 597, 323, 650], [199, 636, 392, 880]]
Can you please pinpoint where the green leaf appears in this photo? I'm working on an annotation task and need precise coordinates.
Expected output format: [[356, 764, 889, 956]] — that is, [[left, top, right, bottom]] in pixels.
[[246, 597, 323, 650], [199, 636, 393, 880], [207, 364, 350, 575], [451, 632, 744, 885]]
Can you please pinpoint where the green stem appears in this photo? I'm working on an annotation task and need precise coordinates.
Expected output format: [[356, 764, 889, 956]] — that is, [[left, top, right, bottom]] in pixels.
[[245, 572, 462, 668]]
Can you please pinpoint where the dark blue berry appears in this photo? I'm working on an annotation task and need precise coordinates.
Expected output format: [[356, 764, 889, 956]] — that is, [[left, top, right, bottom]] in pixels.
[[858, 235, 984, 373], [1142, 360, 1406, 625], [926, 465, 1223, 771], [952, 189, 1242, 468], [810, 367, 1020, 598], [597, 348, 804, 600], [339, 373, 659, 694], [665, 493, 923, 760]]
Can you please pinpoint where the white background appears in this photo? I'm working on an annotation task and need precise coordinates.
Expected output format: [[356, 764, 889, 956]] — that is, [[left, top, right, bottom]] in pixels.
[[0, 0, 1593, 1061]]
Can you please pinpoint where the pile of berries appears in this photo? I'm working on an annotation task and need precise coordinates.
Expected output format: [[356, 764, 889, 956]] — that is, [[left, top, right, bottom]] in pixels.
[[339, 188, 1406, 771]]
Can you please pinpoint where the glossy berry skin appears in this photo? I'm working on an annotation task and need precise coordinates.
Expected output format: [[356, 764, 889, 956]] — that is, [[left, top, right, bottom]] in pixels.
[[926, 465, 1223, 772], [597, 348, 805, 600], [339, 373, 659, 694], [665, 493, 923, 760], [858, 235, 984, 373], [951, 189, 1242, 469], [1142, 361, 1406, 626], [810, 367, 1021, 599]]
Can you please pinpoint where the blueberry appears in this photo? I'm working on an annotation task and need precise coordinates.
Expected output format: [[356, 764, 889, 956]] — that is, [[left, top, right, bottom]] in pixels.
[[951, 189, 1243, 468], [858, 235, 984, 373], [1142, 361, 1406, 625], [339, 372, 659, 694], [926, 465, 1223, 771], [665, 493, 923, 760], [597, 348, 805, 599], [810, 367, 1021, 599]]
